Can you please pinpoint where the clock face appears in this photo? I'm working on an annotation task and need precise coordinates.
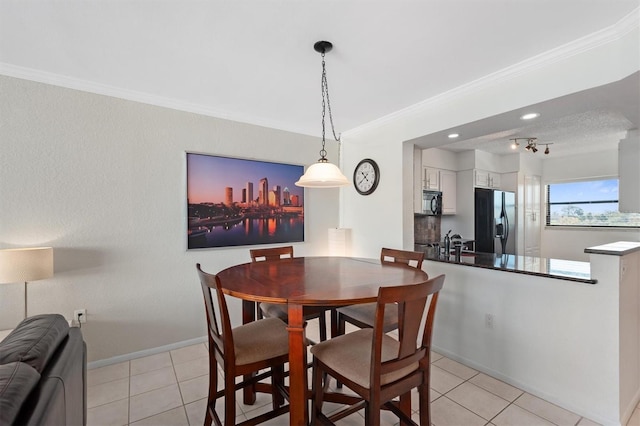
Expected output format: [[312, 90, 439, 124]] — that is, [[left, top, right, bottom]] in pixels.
[[353, 159, 380, 195]]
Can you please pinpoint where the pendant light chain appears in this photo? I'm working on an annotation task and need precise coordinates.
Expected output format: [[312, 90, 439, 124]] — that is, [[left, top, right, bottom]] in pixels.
[[320, 51, 340, 162], [294, 40, 350, 188]]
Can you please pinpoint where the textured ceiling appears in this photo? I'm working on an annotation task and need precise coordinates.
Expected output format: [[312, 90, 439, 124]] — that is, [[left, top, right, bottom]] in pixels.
[[0, 1, 638, 157], [410, 72, 639, 156]]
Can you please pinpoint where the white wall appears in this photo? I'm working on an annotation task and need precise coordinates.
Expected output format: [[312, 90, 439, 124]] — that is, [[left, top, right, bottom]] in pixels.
[[542, 149, 640, 261], [0, 76, 340, 362], [425, 251, 636, 425], [422, 148, 458, 170], [341, 21, 638, 257]]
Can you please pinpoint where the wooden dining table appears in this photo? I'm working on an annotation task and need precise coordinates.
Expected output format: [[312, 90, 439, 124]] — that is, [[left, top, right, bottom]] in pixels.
[[216, 256, 429, 426]]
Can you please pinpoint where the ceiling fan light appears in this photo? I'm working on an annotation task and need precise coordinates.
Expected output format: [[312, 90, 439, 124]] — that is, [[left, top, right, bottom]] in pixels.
[[295, 161, 350, 187]]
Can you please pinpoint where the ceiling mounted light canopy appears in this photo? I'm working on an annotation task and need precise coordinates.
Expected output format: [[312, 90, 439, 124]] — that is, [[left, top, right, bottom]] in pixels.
[[509, 138, 552, 155], [295, 41, 350, 188]]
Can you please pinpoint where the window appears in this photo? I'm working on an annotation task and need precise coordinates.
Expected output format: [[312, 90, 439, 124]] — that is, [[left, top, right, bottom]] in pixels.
[[546, 179, 640, 228]]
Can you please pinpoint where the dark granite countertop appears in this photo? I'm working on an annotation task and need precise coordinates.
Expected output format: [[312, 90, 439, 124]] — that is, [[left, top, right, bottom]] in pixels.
[[424, 251, 596, 284]]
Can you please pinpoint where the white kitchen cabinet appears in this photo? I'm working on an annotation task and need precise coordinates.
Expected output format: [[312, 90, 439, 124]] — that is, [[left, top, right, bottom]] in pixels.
[[523, 175, 541, 257], [474, 169, 501, 189], [440, 170, 457, 215], [423, 167, 440, 190], [421, 167, 456, 215]]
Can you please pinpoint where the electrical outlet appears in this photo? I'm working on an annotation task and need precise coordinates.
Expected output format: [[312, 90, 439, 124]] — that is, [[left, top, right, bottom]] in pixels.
[[74, 309, 87, 324], [485, 313, 494, 329]]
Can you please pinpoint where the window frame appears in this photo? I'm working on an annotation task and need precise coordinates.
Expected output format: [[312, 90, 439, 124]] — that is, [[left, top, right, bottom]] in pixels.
[[545, 178, 640, 229]]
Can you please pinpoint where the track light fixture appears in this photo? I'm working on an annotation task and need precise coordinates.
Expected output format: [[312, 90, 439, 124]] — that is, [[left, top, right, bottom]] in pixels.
[[509, 138, 552, 154]]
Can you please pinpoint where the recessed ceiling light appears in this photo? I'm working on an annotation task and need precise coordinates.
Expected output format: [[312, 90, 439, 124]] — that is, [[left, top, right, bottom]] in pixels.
[[520, 113, 540, 120], [448, 133, 459, 139]]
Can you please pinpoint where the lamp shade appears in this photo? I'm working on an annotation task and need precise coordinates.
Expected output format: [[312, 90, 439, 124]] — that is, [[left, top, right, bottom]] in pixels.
[[328, 228, 351, 256], [295, 162, 350, 188], [0, 247, 53, 283]]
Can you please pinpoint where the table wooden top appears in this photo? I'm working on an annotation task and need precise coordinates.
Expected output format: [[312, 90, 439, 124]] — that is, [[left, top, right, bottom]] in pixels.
[[216, 256, 429, 306]]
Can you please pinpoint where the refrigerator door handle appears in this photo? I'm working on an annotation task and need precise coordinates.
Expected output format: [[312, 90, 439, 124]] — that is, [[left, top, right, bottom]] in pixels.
[[503, 208, 510, 244]]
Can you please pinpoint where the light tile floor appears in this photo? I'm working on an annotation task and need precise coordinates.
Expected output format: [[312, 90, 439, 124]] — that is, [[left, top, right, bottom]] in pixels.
[[87, 319, 631, 426]]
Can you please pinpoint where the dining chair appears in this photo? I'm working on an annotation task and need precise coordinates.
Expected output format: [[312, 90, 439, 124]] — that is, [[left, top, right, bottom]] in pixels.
[[333, 248, 426, 337], [310, 274, 445, 426], [250, 246, 329, 342], [196, 263, 290, 426]]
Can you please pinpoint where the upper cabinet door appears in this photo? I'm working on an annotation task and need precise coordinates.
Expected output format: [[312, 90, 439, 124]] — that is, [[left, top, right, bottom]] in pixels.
[[440, 170, 457, 215], [423, 167, 440, 190], [475, 169, 501, 189]]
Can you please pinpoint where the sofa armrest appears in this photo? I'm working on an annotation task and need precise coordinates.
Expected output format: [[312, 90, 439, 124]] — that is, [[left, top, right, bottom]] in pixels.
[[0, 314, 69, 373], [0, 362, 41, 425]]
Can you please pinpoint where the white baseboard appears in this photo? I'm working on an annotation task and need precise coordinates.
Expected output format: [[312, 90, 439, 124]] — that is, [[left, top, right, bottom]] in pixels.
[[88, 335, 207, 370]]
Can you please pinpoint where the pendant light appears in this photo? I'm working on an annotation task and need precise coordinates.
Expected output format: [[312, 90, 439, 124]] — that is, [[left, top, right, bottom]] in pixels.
[[295, 41, 350, 188]]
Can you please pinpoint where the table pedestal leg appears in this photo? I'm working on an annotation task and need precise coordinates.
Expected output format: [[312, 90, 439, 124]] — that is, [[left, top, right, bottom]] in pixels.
[[242, 300, 257, 405], [287, 303, 308, 426]]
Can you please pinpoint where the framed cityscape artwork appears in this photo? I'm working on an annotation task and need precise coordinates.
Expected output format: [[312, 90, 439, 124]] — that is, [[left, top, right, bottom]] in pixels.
[[186, 152, 305, 249]]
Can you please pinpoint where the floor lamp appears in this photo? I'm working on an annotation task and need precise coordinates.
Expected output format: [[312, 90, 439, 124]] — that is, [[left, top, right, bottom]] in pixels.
[[0, 247, 54, 319]]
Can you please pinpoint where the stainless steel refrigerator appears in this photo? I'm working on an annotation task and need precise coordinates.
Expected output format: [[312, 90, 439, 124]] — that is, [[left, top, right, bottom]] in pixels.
[[474, 188, 516, 255]]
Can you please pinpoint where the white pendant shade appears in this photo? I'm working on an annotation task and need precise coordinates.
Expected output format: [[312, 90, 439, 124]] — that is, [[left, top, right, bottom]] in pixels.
[[295, 161, 350, 188]]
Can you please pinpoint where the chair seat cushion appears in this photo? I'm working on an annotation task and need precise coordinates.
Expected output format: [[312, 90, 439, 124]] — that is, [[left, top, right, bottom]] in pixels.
[[260, 303, 327, 322], [0, 362, 41, 425], [337, 303, 398, 332], [310, 329, 418, 389], [259, 303, 289, 321], [233, 317, 290, 366]]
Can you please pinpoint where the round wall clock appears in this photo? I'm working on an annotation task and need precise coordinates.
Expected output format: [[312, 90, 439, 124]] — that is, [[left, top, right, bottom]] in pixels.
[[353, 159, 380, 195]]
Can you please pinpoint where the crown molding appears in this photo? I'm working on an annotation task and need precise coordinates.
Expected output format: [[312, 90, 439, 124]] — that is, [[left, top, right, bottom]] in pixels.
[[0, 63, 315, 137], [343, 7, 640, 139], [1, 8, 637, 140]]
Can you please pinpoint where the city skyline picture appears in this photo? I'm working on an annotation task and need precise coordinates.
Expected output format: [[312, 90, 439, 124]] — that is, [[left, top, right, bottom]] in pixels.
[[186, 152, 305, 249]]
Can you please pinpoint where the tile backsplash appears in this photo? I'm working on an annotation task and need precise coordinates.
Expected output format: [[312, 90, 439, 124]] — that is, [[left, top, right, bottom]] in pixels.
[[414, 214, 441, 244]]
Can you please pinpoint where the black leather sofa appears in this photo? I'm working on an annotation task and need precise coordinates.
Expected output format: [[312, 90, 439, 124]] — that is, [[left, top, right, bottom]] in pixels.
[[0, 314, 87, 425]]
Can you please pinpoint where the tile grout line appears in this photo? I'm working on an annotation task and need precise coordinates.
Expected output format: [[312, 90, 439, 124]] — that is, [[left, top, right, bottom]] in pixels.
[[89, 346, 593, 426], [437, 367, 533, 426], [170, 352, 193, 425]]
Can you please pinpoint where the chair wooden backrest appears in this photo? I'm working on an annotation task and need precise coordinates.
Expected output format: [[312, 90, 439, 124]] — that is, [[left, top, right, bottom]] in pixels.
[[250, 246, 294, 262], [196, 263, 235, 365], [380, 247, 425, 270], [370, 274, 445, 390]]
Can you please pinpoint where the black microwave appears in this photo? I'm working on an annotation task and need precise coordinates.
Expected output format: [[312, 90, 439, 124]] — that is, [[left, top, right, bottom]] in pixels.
[[422, 190, 442, 215]]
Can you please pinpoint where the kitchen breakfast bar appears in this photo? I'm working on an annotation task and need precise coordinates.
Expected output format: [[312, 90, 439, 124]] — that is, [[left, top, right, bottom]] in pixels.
[[422, 242, 640, 426]]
